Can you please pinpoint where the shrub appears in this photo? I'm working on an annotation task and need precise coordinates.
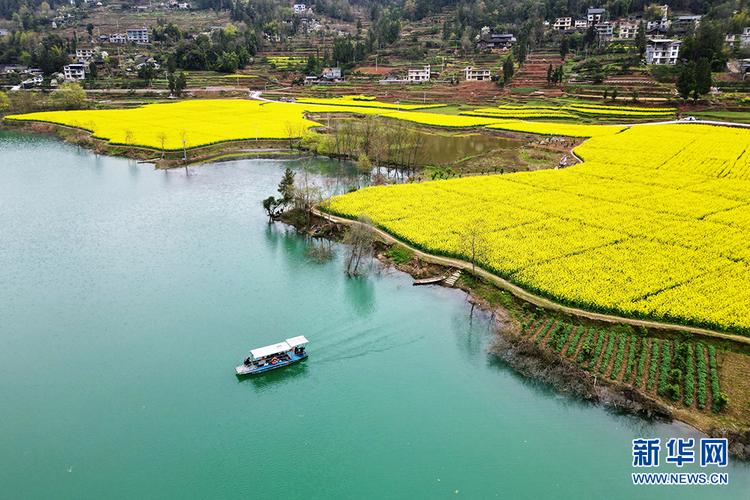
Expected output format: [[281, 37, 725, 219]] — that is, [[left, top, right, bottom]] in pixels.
[[684, 343, 695, 407], [623, 336, 638, 382], [599, 332, 616, 376], [590, 330, 607, 370], [566, 326, 585, 357], [635, 338, 650, 387], [610, 334, 628, 380], [658, 340, 672, 396], [576, 329, 595, 364], [554, 324, 573, 353], [647, 340, 660, 391], [696, 343, 708, 409]]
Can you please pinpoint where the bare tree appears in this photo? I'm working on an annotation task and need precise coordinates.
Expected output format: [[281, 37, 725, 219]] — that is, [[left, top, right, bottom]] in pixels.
[[459, 219, 490, 273], [344, 216, 375, 276], [157, 132, 167, 159]]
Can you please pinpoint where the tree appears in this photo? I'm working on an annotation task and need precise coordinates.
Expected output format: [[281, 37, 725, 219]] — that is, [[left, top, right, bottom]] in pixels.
[[636, 21, 646, 57], [343, 216, 375, 276], [87, 61, 97, 80], [676, 63, 695, 100], [459, 219, 489, 273], [278, 167, 296, 205], [560, 36, 569, 58], [502, 56, 514, 83], [546, 64, 552, 84], [611, 88, 618, 101], [137, 63, 157, 86], [51, 82, 86, 110], [694, 58, 712, 99], [86, 23, 94, 39], [175, 71, 187, 96]]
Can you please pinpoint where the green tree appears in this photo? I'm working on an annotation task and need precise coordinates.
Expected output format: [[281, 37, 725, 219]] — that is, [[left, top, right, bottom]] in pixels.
[[50, 82, 86, 110], [676, 63, 695, 100], [278, 167, 296, 204], [636, 21, 646, 57], [137, 63, 157, 86], [560, 36, 569, 58], [694, 58, 712, 99]]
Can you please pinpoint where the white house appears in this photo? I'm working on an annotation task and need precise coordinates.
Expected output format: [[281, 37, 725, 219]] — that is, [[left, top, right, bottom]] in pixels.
[[407, 65, 430, 83], [587, 7, 605, 26], [463, 66, 491, 81], [616, 20, 639, 39], [108, 33, 127, 43], [126, 27, 149, 44], [75, 47, 96, 61], [645, 39, 681, 65], [293, 3, 308, 14], [594, 22, 613, 40], [574, 19, 588, 29], [553, 17, 572, 30], [63, 63, 87, 80]]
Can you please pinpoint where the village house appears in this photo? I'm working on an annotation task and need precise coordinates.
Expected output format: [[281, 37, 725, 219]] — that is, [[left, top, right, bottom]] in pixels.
[[108, 33, 127, 44], [293, 3, 309, 15], [594, 22, 613, 40], [587, 7, 605, 26], [616, 20, 639, 39], [553, 17, 572, 30], [574, 19, 588, 29], [726, 27, 750, 48], [63, 63, 87, 80], [476, 32, 516, 51], [75, 47, 96, 61], [672, 15, 701, 35], [407, 65, 430, 83], [126, 27, 149, 44], [463, 66, 491, 81], [645, 38, 681, 65]]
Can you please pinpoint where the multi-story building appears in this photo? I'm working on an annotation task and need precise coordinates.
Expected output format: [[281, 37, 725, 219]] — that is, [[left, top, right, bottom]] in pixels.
[[126, 28, 149, 44], [616, 20, 639, 39], [407, 65, 430, 83], [672, 15, 701, 34], [108, 33, 127, 44], [574, 19, 588, 29], [553, 17, 572, 30], [63, 63, 87, 80], [645, 38, 681, 65], [75, 47, 95, 61], [587, 7, 605, 26], [463, 67, 491, 81], [594, 22, 613, 40]]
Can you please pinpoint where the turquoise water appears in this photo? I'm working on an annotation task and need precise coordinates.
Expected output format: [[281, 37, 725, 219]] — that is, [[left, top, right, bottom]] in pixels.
[[1, 131, 748, 499]]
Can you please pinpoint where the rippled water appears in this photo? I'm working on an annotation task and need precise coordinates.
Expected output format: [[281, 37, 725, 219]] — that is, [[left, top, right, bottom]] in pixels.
[[1, 131, 748, 499]]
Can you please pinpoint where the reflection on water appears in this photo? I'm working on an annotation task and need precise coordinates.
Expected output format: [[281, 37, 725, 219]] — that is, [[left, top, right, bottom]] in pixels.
[[344, 275, 376, 317], [241, 361, 310, 391]]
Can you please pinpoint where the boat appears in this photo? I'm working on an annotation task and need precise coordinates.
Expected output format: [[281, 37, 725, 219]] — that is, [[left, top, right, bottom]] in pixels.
[[235, 335, 309, 376]]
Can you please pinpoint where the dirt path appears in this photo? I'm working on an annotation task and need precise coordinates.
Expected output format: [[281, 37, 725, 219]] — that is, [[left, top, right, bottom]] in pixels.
[[314, 208, 750, 347]]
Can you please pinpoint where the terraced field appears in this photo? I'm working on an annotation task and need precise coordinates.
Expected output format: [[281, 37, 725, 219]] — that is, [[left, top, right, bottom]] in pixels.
[[517, 312, 727, 414]]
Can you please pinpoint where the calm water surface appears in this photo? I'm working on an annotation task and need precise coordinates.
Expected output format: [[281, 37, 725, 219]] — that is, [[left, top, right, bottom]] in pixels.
[[1, 131, 748, 499]]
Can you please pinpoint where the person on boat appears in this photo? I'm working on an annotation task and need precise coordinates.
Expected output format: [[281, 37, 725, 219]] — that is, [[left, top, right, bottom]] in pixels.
[[244, 357, 251, 366], [271, 357, 279, 364]]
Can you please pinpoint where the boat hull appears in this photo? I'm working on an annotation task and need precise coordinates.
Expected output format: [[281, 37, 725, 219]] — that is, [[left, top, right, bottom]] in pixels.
[[235, 352, 307, 376]]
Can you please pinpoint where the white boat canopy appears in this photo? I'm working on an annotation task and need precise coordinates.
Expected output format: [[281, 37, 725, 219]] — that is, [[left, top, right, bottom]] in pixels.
[[285, 336, 309, 348], [250, 341, 291, 360]]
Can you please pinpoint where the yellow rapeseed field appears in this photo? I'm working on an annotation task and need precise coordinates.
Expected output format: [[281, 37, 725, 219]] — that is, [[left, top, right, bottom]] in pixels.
[[326, 123, 750, 334], [5, 100, 323, 150]]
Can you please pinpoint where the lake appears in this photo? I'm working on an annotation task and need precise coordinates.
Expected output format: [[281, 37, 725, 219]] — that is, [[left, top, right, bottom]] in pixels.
[[1, 131, 748, 499]]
